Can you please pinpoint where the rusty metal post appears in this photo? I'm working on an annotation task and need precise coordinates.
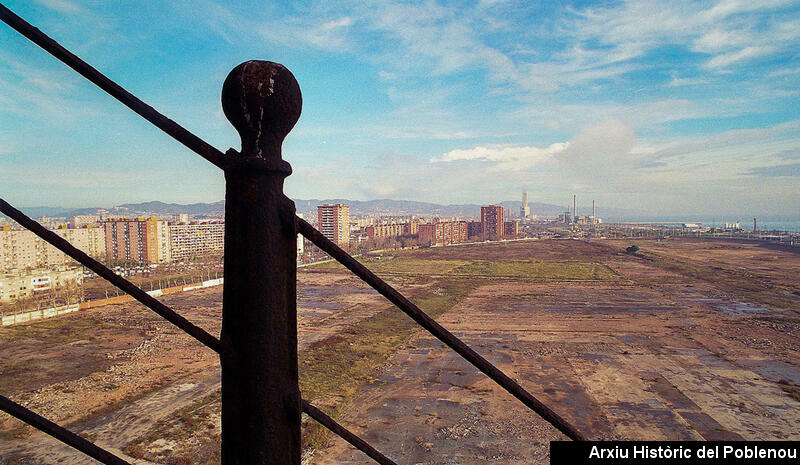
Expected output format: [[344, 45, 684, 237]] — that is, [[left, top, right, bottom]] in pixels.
[[220, 61, 302, 465]]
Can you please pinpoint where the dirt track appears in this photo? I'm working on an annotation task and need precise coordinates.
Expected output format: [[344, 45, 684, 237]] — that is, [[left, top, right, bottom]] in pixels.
[[310, 239, 800, 464], [0, 273, 385, 464], [1, 238, 798, 464]]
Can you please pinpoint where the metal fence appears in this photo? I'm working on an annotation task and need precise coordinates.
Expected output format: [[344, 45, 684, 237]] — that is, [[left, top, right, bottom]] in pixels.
[[0, 4, 585, 464]]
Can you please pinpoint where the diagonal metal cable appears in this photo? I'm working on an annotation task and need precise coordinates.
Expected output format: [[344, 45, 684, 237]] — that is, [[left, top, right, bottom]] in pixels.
[[297, 218, 587, 441], [0, 199, 397, 465], [1, 0, 584, 446], [0, 4, 225, 169], [0, 197, 221, 353], [0, 395, 132, 465]]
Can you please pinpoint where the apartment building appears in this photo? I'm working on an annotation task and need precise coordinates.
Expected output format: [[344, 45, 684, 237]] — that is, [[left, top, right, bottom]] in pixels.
[[467, 221, 482, 239], [504, 220, 520, 238], [349, 217, 374, 231], [404, 220, 420, 236], [365, 223, 405, 239], [104, 218, 171, 263], [317, 204, 350, 247], [0, 268, 83, 303], [481, 205, 504, 240], [0, 226, 106, 272], [168, 221, 225, 260], [418, 221, 468, 246], [68, 215, 100, 228]]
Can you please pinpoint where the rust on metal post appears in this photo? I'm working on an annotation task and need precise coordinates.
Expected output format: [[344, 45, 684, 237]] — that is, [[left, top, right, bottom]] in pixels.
[[220, 61, 302, 465]]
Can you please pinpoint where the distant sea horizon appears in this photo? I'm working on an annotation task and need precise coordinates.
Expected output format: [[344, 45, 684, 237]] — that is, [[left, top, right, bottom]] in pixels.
[[601, 216, 800, 232]]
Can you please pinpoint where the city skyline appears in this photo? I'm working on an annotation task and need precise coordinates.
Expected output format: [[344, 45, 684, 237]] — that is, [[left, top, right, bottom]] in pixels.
[[1, 1, 799, 217]]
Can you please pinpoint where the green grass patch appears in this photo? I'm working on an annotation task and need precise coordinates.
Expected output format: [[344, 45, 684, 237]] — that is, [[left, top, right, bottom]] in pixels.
[[309, 256, 616, 281], [299, 278, 475, 450], [0, 317, 121, 344], [124, 277, 478, 461], [311, 257, 471, 276], [451, 260, 617, 280], [599, 240, 799, 311]]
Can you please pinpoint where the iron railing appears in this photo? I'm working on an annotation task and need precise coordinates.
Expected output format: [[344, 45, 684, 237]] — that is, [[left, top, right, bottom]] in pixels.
[[0, 4, 586, 464]]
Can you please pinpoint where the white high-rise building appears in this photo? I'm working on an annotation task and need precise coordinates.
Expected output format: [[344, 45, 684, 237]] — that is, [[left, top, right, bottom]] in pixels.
[[520, 190, 531, 219], [317, 204, 350, 247]]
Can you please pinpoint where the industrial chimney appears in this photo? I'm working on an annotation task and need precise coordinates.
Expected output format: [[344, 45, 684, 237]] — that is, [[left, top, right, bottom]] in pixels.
[[573, 195, 577, 223]]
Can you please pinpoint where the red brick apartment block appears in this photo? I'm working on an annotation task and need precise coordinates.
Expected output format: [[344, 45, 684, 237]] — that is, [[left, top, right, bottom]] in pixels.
[[467, 221, 482, 239], [419, 221, 468, 246], [103, 218, 170, 263], [481, 205, 504, 240], [504, 220, 520, 238]]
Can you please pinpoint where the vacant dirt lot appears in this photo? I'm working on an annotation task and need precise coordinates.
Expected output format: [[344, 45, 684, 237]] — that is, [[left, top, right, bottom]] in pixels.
[[0, 273, 389, 464], [1, 238, 798, 464], [310, 239, 800, 464]]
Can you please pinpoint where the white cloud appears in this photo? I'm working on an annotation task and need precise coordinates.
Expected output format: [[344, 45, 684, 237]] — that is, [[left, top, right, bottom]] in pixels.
[[767, 66, 800, 78], [377, 70, 397, 81], [321, 17, 354, 30], [571, 0, 795, 72], [433, 143, 566, 170], [432, 119, 635, 176], [700, 0, 794, 20], [704, 46, 774, 69], [666, 74, 708, 87], [33, 0, 84, 14], [258, 12, 356, 51]]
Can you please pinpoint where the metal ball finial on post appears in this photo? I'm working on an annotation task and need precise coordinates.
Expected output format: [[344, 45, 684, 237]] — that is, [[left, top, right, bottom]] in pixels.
[[220, 60, 302, 465], [221, 60, 302, 165]]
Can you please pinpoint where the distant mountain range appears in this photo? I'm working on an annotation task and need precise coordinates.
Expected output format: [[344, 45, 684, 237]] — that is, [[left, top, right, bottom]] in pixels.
[[3, 198, 635, 220]]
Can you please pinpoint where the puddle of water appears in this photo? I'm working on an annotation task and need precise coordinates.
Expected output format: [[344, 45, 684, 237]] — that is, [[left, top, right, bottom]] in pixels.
[[299, 310, 331, 319], [583, 353, 608, 362], [297, 284, 373, 299], [737, 359, 800, 385], [712, 301, 771, 316], [438, 371, 482, 388], [296, 299, 348, 310], [516, 304, 676, 314]]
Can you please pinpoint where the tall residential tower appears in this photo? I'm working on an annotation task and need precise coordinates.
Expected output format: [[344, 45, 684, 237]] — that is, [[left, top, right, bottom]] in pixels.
[[481, 205, 504, 240], [317, 204, 350, 247]]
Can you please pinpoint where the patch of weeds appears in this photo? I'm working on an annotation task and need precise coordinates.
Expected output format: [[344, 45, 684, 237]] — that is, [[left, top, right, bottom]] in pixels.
[[126, 277, 477, 461], [52, 384, 76, 394], [123, 444, 146, 459], [298, 278, 476, 451]]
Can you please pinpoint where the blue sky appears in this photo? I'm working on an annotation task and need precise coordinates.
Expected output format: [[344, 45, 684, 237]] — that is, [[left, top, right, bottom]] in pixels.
[[1, 0, 799, 218]]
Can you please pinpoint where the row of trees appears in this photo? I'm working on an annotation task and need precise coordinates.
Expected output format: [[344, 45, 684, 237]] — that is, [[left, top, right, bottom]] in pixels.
[[0, 282, 83, 315]]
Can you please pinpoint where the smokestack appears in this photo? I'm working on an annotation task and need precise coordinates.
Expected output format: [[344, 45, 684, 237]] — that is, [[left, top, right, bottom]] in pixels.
[[592, 199, 596, 224], [754, 217, 757, 232], [573, 194, 577, 222]]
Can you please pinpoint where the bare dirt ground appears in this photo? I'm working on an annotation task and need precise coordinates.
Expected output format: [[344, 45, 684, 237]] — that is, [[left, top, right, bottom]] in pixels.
[[1, 238, 798, 464], [309, 239, 800, 464], [0, 273, 386, 464]]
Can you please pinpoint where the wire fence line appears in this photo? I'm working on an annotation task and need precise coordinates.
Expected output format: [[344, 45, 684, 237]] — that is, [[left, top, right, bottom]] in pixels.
[[0, 3, 585, 464]]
